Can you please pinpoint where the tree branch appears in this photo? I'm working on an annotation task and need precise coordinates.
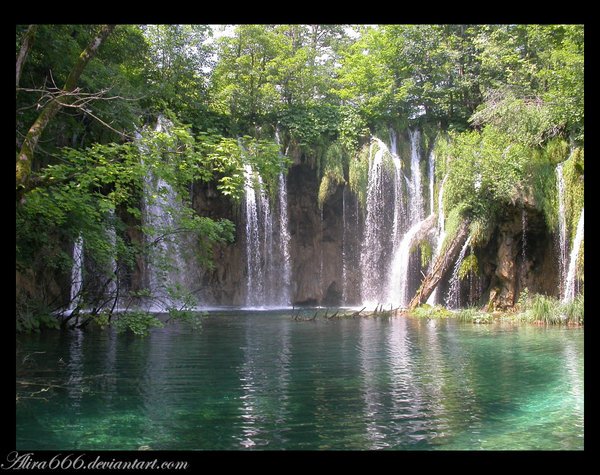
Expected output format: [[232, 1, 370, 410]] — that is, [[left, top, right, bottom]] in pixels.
[[16, 24, 115, 195]]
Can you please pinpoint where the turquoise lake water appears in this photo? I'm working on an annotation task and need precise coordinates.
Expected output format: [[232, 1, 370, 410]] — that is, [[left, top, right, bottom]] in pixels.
[[16, 311, 584, 450]]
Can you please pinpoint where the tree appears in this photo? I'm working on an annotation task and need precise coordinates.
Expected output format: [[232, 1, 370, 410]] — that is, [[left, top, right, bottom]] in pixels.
[[141, 25, 215, 127], [16, 24, 115, 193], [210, 25, 282, 133], [16, 25, 37, 89]]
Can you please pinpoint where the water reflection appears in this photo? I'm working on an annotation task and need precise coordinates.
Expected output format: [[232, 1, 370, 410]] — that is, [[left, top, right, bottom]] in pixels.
[[236, 314, 292, 448], [358, 318, 388, 448], [418, 319, 451, 443], [16, 314, 584, 450], [385, 317, 420, 446], [66, 329, 84, 407]]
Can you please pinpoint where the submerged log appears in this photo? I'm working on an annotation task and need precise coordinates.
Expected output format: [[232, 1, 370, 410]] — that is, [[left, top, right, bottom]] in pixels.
[[409, 219, 471, 309]]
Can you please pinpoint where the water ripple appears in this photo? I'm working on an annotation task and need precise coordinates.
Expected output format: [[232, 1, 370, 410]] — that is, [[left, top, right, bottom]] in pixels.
[[16, 314, 584, 450]]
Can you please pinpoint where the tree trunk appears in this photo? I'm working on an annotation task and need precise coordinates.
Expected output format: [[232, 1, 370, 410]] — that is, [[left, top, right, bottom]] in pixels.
[[16, 25, 37, 89], [16, 24, 115, 193], [409, 218, 470, 309], [407, 213, 437, 246]]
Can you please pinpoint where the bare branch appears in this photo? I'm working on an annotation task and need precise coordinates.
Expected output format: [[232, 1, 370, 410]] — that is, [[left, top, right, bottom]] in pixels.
[[81, 108, 134, 140], [17, 25, 115, 193]]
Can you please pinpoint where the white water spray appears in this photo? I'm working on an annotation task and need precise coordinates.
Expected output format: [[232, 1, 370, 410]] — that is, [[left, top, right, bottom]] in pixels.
[[563, 208, 584, 303]]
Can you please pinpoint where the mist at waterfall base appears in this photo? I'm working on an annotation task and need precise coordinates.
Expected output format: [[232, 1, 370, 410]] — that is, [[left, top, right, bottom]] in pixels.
[[66, 127, 583, 314]]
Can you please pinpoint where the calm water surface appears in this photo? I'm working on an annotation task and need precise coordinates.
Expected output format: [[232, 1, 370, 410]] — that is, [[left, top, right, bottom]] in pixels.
[[16, 311, 584, 450]]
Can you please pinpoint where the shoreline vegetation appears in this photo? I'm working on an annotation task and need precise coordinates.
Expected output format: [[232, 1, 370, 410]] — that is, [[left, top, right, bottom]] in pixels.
[[289, 292, 584, 326], [18, 291, 583, 337]]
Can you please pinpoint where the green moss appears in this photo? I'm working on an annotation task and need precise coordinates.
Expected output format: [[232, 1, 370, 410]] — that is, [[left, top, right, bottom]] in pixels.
[[529, 146, 559, 231], [469, 217, 494, 248], [318, 174, 338, 209], [458, 253, 478, 280], [544, 137, 570, 165], [456, 307, 493, 324], [395, 131, 412, 165], [419, 240, 433, 268], [440, 203, 468, 255], [562, 147, 584, 244], [348, 144, 370, 209], [576, 243, 584, 283], [410, 304, 453, 319]]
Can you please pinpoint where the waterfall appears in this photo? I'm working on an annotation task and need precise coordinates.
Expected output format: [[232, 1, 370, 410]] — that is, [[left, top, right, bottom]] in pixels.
[[387, 216, 432, 307], [243, 164, 263, 307], [359, 130, 427, 306], [426, 174, 448, 306], [277, 170, 292, 305], [106, 209, 118, 300], [274, 128, 292, 305], [142, 116, 190, 310], [319, 207, 324, 293], [242, 132, 292, 307], [428, 149, 435, 215], [389, 129, 406, 250], [69, 235, 84, 310], [445, 236, 472, 310], [143, 171, 187, 309], [408, 129, 424, 225], [258, 174, 274, 299], [556, 162, 568, 298], [383, 129, 426, 307], [360, 139, 388, 304], [563, 207, 584, 303]]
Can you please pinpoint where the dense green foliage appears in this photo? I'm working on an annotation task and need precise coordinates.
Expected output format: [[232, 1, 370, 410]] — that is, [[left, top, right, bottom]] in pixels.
[[413, 292, 585, 326], [16, 23, 583, 332]]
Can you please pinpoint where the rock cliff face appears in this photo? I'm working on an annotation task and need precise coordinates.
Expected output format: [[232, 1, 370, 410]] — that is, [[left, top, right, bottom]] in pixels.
[[17, 157, 562, 311], [191, 162, 560, 308], [467, 205, 558, 310], [192, 163, 350, 306], [191, 180, 245, 305]]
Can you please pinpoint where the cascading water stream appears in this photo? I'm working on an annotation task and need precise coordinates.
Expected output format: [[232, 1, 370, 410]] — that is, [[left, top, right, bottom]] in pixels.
[[242, 130, 292, 307], [428, 149, 435, 215], [106, 209, 118, 300], [445, 236, 472, 310], [277, 170, 292, 305], [274, 128, 292, 305], [389, 130, 406, 249], [386, 216, 433, 307], [384, 130, 426, 307], [426, 174, 448, 306], [243, 164, 263, 307], [556, 162, 568, 298], [563, 207, 584, 303], [142, 116, 191, 310], [360, 140, 387, 304], [258, 174, 274, 298], [408, 129, 424, 225], [319, 208, 324, 292]]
